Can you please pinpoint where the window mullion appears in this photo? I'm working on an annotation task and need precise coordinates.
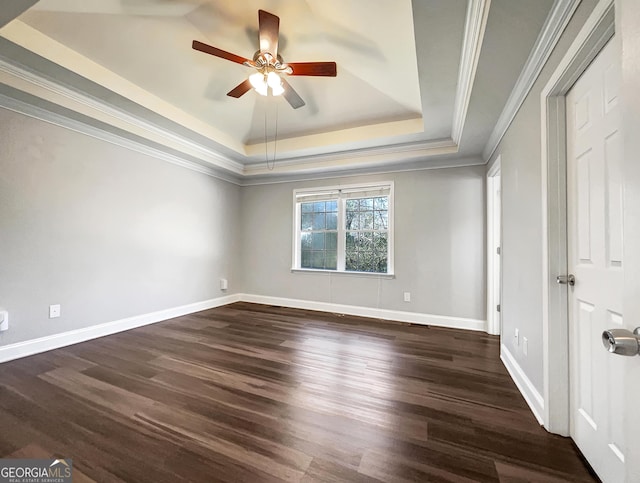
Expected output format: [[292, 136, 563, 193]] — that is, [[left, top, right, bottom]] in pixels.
[[294, 202, 301, 269], [337, 195, 346, 271]]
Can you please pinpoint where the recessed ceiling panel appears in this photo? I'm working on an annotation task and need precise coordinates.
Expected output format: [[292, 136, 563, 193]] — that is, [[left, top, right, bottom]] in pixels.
[[0, 0, 558, 177], [20, 0, 423, 153]]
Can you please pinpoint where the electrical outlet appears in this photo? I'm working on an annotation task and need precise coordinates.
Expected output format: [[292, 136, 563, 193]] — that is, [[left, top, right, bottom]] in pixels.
[[220, 278, 228, 291], [523, 337, 528, 356], [403, 292, 411, 302], [514, 328, 519, 346], [0, 309, 8, 332], [49, 304, 61, 319]]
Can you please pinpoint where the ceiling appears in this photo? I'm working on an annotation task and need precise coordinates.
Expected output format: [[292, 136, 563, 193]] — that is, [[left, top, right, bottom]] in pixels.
[[0, 0, 555, 183]]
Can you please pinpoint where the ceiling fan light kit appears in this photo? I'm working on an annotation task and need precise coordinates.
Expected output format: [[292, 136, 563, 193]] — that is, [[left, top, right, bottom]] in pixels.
[[192, 9, 337, 109], [248, 68, 285, 96], [249, 72, 268, 96]]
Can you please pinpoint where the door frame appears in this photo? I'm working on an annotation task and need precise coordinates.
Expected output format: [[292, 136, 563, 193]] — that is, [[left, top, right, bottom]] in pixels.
[[541, 0, 615, 436], [487, 156, 502, 335]]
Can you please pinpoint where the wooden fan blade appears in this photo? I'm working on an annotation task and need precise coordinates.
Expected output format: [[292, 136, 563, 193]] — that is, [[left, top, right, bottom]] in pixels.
[[281, 78, 305, 109], [288, 62, 337, 77], [192, 40, 250, 65], [258, 9, 279, 58], [227, 79, 253, 98]]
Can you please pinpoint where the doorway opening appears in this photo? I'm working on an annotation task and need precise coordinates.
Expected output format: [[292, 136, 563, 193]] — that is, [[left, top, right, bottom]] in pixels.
[[487, 157, 501, 335]]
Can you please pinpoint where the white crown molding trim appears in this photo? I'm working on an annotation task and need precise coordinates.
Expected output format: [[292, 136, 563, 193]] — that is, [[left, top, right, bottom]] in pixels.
[[244, 118, 426, 158], [482, 0, 582, 161], [0, 18, 478, 184], [500, 343, 545, 425], [0, 86, 476, 186], [0, 91, 243, 186], [1, 19, 453, 178], [0, 294, 241, 364], [0, 21, 491, 181], [0, 56, 245, 175], [0, 57, 463, 181], [451, 0, 491, 145], [238, 294, 486, 332], [1, 20, 246, 158], [243, 139, 458, 177], [239, 157, 485, 186]]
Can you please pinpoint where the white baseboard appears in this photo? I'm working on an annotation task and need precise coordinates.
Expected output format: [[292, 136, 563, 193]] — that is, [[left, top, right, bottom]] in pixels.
[[500, 343, 545, 425], [0, 294, 241, 363], [0, 293, 486, 364], [237, 293, 486, 331]]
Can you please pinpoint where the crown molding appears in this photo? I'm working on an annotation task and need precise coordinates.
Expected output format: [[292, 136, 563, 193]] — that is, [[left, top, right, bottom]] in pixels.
[[239, 156, 485, 186], [1, 19, 246, 156], [0, 13, 489, 184], [244, 118, 425, 158], [1, 83, 478, 187], [0, 87, 243, 185], [0, 54, 466, 182], [482, 0, 582, 161], [451, 0, 491, 144], [242, 138, 458, 177], [0, 56, 246, 175], [0, 78, 469, 186]]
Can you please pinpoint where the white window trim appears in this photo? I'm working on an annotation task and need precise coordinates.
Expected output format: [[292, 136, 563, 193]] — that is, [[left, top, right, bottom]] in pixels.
[[292, 181, 395, 276]]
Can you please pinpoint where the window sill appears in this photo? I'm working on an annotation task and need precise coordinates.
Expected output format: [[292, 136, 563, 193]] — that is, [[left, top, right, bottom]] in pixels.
[[290, 268, 395, 279]]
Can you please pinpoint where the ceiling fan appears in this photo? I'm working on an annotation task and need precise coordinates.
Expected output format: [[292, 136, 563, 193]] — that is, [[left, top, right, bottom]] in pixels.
[[192, 9, 337, 109]]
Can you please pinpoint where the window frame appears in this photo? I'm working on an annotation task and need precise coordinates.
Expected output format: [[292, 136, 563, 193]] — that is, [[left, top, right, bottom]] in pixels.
[[292, 181, 394, 276]]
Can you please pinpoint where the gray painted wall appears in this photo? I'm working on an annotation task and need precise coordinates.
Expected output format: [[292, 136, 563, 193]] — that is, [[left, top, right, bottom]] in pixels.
[[0, 108, 241, 346], [486, 0, 599, 393], [240, 167, 486, 321]]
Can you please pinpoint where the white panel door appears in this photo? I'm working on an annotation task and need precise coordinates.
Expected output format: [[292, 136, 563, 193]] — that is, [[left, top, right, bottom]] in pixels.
[[567, 38, 626, 482], [620, 2, 640, 481]]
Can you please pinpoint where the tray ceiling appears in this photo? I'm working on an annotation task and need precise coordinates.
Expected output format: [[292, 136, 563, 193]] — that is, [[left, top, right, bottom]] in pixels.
[[0, 0, 555, 181]]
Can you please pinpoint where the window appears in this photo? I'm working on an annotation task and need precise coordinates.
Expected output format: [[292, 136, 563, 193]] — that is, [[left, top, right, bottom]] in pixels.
[[293, 182, 393, 274]]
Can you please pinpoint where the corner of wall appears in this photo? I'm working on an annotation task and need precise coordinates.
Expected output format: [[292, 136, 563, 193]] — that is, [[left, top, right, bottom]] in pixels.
[[500, 343, 545, 424]]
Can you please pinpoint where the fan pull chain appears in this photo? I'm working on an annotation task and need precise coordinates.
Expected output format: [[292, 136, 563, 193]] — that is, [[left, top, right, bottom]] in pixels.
[[264, 98, 278, 171]]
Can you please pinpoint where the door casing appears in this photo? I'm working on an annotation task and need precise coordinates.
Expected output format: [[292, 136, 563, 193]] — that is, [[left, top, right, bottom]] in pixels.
[[486, 156, 501, 335], [541, 0, 615, 436]]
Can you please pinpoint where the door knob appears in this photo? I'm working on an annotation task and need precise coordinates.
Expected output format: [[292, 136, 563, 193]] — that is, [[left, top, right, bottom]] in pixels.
[[557, 274, 575, 286], [602, 328, 640, 356]]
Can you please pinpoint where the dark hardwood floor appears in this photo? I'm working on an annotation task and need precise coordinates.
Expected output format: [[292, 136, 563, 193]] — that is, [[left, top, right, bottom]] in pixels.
[[0, 302, 596, 482]]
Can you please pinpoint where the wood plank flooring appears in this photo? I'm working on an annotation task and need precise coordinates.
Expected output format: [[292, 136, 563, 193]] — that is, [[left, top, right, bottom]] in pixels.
[[0, 302, 596, 482]]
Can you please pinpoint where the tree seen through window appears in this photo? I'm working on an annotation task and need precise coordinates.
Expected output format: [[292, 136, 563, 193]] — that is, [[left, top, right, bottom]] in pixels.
[[345, 197, 388, 272]]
